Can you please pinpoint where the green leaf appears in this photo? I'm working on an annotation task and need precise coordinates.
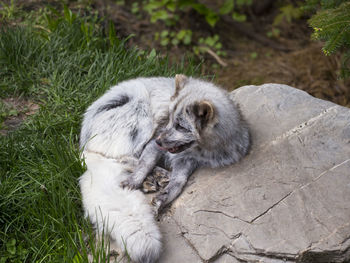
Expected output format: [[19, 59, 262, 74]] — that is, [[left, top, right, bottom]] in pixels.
[[6, 239, 16, 255], [250, 52, 258, 59], [273, 13, 284, 26], [219, 0, 234, 15], [166, 2, 176, 12], [204, 37, 212, 47], [160, 37, 169, 46], [131, 2, 139, 14], [193, 46, 200, 55], [191, 3, 208, 15], [171, 38, 179, 45], [176, 29, 187, 40], [183, 31, 192, 45], [160, 30, 169, 38], [218, 50, 227, 56], [205, 13, 219, 27], [149, 48, 157, 58], [215, 42, 222, 50], [154, 32, 160, 41], [151, 10, 169, 23], [18, 246, 28, 258], [144, 1, 163, 13], [274, 4, 302, 25], [8, 238, 16, 246], [232, 12, 246, 22]]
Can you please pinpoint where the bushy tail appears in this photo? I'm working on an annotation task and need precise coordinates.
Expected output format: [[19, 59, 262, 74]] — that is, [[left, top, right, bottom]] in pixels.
[[79, 152, 162, 263], [108, 196, 162, 263]]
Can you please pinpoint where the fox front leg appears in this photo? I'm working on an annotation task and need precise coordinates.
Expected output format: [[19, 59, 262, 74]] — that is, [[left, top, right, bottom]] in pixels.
[[152, 158, 198, 213], [121, 140, 162, 190]]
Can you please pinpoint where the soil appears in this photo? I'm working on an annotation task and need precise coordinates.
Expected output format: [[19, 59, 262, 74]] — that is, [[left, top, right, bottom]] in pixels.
[[0, 97, 39, 135]]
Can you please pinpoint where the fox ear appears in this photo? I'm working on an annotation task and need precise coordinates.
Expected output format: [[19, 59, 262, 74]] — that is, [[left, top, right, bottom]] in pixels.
[[171, 74, 188, 100], [192, 100, 215, 129]]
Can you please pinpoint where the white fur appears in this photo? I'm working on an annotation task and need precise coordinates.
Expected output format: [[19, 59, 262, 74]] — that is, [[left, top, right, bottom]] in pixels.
[[80, 152, 161, 263], [79, 76, 250, 262], [79, 78, 174, 262]]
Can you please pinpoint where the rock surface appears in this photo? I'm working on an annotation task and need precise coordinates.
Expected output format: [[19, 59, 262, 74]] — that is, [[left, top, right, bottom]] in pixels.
[[158, 84, 350, 263]]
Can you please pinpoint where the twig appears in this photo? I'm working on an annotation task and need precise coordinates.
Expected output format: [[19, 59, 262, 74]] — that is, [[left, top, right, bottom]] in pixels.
[[203, 47, 228, 67]]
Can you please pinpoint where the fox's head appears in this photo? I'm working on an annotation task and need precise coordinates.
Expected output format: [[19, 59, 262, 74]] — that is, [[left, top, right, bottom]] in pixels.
[[155, 74, 218, 154]]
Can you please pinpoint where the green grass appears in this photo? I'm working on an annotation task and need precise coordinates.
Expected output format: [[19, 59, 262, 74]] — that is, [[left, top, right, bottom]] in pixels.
[[0, 6, 198, 262]]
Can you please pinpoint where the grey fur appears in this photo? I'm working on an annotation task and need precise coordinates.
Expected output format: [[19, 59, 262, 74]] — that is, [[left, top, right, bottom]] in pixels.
[[119, 75, 250, 211], [80, 75, 250, 262]]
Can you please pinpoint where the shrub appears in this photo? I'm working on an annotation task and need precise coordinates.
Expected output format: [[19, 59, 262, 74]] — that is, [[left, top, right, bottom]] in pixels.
[[306, 0, 350, 78]]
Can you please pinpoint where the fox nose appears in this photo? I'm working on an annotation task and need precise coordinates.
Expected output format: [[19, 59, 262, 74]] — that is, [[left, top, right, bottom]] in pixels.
[[155, 138, 162, 147]]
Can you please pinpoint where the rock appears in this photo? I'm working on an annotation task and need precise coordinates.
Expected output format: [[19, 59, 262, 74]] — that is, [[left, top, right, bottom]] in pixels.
[[159, 84, 350, 262], [158, 216, 201, 263]]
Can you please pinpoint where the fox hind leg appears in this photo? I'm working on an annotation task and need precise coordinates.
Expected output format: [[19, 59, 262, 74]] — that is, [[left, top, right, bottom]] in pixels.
[[142, 166, 170, 193], [121, 140, 162, 190]]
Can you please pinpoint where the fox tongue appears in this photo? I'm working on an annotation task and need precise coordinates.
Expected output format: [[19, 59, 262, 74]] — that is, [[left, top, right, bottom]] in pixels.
[[156, 144, 177, 152], [168, 146, 178, 153]]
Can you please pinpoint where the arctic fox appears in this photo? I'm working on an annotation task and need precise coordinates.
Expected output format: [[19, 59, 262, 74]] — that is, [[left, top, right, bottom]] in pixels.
[[79, 75, 250, 262]]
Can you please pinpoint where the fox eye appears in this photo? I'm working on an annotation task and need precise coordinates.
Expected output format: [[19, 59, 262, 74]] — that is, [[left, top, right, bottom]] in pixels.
[[175, 122, 188, 132]]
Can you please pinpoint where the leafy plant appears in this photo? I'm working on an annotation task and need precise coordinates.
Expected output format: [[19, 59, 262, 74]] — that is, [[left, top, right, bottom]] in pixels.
[[131, 2, 140, 14], [155, 29, 192, 46], [142, 0, 252, 27], [144, 0, 178, 25], [266, 3, 303, 39], [135, 0, 252, 63], [0, 239, 29, 263], [219, 0, 252, 22], [273, 4, 303, 26], [193, 34, 225, 57], [307, 1, 350, 78], [0, 0, 18, 20], [193, 34, 227, 67]]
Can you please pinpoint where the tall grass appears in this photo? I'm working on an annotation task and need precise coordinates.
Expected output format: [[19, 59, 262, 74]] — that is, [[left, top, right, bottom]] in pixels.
[[0, 7, 198, 262]]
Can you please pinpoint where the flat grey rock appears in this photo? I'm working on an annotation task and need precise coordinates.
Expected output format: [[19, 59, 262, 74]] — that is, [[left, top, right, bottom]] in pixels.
[[159, 84, 350, 263], [158, 216, 201, 262]]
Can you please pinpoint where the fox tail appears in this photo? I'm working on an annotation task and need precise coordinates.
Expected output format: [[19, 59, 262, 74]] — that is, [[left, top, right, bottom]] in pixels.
[[79, 152, 162, 263]]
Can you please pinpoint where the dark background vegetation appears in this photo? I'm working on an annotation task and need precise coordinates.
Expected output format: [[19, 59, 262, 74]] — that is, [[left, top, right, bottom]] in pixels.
[[1, 0, 350, 110]]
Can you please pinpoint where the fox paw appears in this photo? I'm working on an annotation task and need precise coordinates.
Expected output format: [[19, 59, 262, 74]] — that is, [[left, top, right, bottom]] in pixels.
[[120, 178, 142, 190], [151, 191, 168, 213]]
